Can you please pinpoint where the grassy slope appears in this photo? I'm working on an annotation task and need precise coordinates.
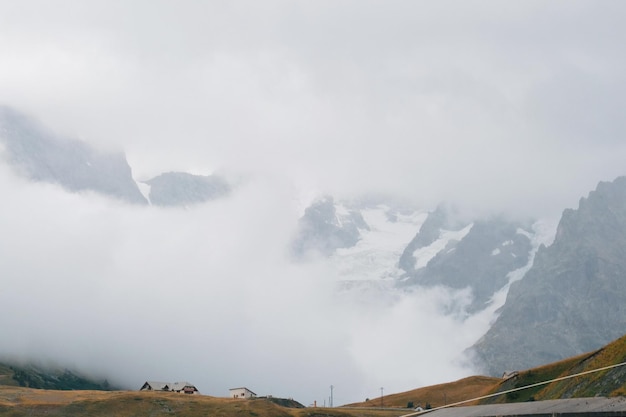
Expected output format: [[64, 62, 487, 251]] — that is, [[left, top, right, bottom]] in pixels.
[[0, 364, 19, 387], [2, 334, 626, 415], [346, 376, 501, 409], [347, 334, 626, 410], [479, 334, 626, 404], [0, 387, 403, 417]]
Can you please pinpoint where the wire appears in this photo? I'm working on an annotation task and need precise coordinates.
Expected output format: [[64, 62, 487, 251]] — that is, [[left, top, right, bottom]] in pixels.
[[399, 360, 626, 417]]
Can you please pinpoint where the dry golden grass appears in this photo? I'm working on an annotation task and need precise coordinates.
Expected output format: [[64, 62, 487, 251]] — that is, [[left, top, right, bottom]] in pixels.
[[3, 335, 626, 416], [478, 334, 626, 404], [346, 376, 501, 409], [0, 386, 406, 417]]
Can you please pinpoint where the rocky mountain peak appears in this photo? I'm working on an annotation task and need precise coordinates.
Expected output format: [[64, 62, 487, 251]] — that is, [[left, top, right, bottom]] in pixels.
[[470, 175, 626, 376], [0, 106, 147, 205], [143, 171, 230, 206]]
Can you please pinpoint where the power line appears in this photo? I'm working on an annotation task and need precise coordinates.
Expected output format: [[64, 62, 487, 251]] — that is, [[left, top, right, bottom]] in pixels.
[[399, 360, 626, 417]]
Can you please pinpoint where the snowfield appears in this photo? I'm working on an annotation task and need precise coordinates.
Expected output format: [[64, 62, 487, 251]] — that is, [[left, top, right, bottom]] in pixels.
[[331, 206, 427, 281]]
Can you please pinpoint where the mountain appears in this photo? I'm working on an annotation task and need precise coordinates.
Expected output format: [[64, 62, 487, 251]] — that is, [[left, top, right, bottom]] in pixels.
[[479, 333, 626, 404], [0, 106, 541, 320], [6, 106, 626, 392], [291, 196, 370, 258], [292, 180, 626, 378], [398, 206, 536, 314], [0, 106, 147, 205], [0, 106, 232, 207], [142, 171, 230, 206], [348, 333, 626, 409], [293, 198, 542, 318], [470, 176, 626, 375]]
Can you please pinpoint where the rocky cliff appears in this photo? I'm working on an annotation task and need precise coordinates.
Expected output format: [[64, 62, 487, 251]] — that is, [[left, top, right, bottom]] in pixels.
[[471, 176, 626, 375], [0, 106, 147, 205]]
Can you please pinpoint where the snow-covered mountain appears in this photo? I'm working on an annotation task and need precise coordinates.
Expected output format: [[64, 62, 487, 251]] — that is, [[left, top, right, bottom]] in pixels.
[[141, 171, 231, 206], [0, 106, 147, 205], [5, 106, 626, 382], [292, 197, 544, 320], [470, 176, 626, 375], [329, 205, 427, 283], [398, 208, 540, 314], [0, 106, 230, 207]]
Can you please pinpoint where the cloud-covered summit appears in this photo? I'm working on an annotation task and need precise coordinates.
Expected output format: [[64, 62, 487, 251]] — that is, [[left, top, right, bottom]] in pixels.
[[2, 1, 626, 217]]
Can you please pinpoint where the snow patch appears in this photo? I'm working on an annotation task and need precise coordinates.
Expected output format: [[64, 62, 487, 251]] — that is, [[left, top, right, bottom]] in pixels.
[[334, 204, 352, 227], [330, 206, 427, 282], [335, 203, 350, 217], [136, 181, 152, 204], [479, 219, 558, 325], [413, 223, 474, 270], [491, 248, 501, 256]]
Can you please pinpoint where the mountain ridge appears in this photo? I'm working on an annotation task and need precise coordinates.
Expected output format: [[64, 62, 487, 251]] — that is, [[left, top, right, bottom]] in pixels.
[[470, 176, 626, 375], [0, 106, 231, 207], [4, 106, 626, 404], [348, 333, 626, 409]]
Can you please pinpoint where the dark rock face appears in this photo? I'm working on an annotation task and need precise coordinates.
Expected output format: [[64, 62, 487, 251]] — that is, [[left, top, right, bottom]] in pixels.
[[399, 208, 534, 314], [145, 171, 230, 206], [470, 176, 626, 375], [398, 206, 450, 272], [0, 106, 147, 205], [291, 196, 368, 257]]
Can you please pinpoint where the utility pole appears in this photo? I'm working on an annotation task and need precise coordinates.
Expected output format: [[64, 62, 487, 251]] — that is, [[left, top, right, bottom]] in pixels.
[[380, 387, 384, 408], [330, 385, 334, 408]]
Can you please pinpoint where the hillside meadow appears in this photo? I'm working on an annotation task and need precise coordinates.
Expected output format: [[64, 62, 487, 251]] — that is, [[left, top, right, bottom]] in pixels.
[[0, 387, 406, 417], [2, 334, 626, 416], [347, 334, 626, 410], [346, 376, 500, 409], [480, 334, 626, 404]]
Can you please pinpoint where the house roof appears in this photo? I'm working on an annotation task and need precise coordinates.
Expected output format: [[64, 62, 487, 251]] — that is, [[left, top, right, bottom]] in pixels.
[[142, 381, 170, 391], [170, 381, 197, 391], [229, 387, 256, 395], [141, 381, 197, 392]]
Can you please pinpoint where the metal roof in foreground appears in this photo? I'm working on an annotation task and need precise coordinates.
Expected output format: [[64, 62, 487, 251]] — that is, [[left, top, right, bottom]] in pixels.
[[420, 397, 626, 417]]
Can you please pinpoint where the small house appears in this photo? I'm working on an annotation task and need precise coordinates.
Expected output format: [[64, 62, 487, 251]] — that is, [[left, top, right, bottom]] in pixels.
[[170, 381, 199, 394], [230, 387, 256, 399], [502, 371, 519, 380], [140, 381, 170, 391], [140, 381, 199, 394]]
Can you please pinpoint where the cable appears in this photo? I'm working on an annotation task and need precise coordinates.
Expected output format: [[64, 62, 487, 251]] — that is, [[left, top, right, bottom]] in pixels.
[[399, 360, 626, 417]]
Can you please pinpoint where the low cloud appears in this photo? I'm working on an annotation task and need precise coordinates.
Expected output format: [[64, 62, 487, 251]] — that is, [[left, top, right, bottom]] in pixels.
[[0, 166, 488, 404], [2, 2, 626, 219], [2, 0, 626, 406]]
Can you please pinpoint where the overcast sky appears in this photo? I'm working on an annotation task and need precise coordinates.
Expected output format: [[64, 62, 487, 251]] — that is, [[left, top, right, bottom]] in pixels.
[[2, 1, 626, 216], [1, 0, 626, 406]]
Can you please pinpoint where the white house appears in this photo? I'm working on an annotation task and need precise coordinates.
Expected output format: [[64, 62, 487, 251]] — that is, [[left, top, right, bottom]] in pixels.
[[229, 387, 256, 399], [502, 371, 519, 380], [140, 381, 199, 394], [171, 381, 199, 394]]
